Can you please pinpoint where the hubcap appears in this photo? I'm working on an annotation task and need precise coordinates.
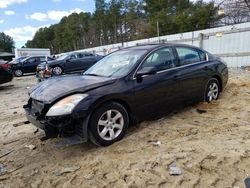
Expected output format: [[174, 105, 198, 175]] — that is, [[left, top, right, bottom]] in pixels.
[[97, 109, 124, 141], [207, 82, 219, 102], [53, 67, 62, 75], [15, 70, 22, 76]]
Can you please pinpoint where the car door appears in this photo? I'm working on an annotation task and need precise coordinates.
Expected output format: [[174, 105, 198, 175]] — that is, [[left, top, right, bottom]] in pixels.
[[64, 54, 79, 72], [36, 56, 47, 71], [78, 54, 97, 71], [175, 46, 209, 101], [133, 47, 181, 120], [22, 57, 38, 73]]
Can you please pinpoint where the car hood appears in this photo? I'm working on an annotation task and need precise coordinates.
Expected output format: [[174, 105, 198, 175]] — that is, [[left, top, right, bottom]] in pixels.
[[29, 75, 116, 104], [47, 59, 63, 66]]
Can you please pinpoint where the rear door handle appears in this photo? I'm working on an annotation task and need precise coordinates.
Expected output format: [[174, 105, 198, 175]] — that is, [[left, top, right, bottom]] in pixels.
[[204, 66, 208, 70]]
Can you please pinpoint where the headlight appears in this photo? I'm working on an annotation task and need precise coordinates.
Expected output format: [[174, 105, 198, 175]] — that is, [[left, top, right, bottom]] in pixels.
[[46, 94, 88, 117]]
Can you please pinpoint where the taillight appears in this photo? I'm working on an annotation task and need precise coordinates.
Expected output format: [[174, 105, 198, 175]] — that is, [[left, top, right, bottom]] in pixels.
[[1, 64, 10, 70]]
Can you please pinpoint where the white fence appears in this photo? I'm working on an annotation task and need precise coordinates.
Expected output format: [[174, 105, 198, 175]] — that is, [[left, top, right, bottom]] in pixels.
[[71, 22, 250, 68]]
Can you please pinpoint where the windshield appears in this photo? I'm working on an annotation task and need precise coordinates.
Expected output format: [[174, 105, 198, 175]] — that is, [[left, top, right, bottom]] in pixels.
[[84, 49, 146, 78], [20, 56, 30, 63], [57, 54, 69, 61], [16, 56, 27, 62]]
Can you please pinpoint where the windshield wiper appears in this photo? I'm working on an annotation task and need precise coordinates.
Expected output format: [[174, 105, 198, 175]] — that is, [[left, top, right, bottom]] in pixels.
[[84, 73, 102, 77]]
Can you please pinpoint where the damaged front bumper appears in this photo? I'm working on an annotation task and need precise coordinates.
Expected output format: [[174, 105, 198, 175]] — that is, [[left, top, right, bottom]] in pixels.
[[24, 107, 47, 130], [23, 99, 90, 143]]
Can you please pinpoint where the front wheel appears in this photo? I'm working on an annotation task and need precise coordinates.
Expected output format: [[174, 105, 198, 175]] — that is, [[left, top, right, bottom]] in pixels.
[[89, 102, 129, 147], [52, 66, 63, 75], [205, 78, 220, 102], [14, 69, 23, 77]]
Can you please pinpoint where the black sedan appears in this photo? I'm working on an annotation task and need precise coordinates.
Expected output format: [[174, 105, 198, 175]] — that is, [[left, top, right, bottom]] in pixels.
[[24, 44, 228, 146], [11, 56, 54, 77], [36, 52, 103, 76]]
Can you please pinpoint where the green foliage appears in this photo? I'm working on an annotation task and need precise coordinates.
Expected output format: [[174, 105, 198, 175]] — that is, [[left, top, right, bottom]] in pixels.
[[0, 32, 15, 53], [26, 0, 219, 54]]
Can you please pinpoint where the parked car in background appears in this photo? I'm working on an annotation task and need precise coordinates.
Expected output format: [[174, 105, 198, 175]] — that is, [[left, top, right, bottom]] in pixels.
[[24, 44, 228, 146], [0, 59, 10, 70], [9, 56, 28, 65], [36, 52, 103, 77], [10, 56, 54, 77], [0, 66, 13, 85]]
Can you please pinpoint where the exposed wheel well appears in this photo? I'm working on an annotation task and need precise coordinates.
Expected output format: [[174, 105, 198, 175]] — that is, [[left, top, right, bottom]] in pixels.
[[212, 75, 222, 92]]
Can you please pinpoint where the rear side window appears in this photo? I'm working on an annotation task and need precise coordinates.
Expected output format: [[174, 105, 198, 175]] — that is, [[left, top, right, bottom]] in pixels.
[[86, 53, 94, 57], [176, 47, 202, 66], [39, 57, 46, 62], [77, 53, 84, 58]]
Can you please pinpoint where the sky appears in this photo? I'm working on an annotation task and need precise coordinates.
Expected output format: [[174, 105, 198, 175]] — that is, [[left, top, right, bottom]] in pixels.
[[0, 0, 208, 49], [0, 0, 95, 48]]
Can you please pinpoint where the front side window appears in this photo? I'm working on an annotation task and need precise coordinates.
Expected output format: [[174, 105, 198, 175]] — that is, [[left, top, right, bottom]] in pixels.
[[77, 53, 84, 58], [70, 55, 77, 59], [199, 50, 207, 61], [27, 57, 36, 63], [39, 57, 46, 62], [57, 55, 68, 61], [141, 48, 177, 71], [176, 47, 201, 65]]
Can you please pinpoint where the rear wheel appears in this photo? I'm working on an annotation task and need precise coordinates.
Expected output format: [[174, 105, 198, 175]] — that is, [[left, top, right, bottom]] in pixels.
[[205, 78, 220, 102], [14, 69, 23, 77], [52, 66, 63, 75], [89, 102, 129, 146]]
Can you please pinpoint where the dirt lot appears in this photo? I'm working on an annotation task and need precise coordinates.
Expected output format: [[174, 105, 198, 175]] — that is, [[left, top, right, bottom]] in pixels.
[[0, 71, 250, 188]]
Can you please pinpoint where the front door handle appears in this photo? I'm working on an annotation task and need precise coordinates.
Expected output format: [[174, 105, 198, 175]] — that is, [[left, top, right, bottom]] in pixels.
[[173, 75, 179, 81], [204, 66, 208, 70]]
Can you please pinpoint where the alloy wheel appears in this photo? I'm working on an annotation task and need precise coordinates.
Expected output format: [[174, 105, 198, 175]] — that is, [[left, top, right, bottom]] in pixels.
[[97, 109, 124, 141], [14, 70, 23, 77], [53, 67, 62, 75], [207, 82, 219, 102]]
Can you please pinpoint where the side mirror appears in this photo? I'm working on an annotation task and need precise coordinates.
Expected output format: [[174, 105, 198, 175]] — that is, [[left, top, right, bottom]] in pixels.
[[66, 56, 74, 62], [136, 67, 157, 78]]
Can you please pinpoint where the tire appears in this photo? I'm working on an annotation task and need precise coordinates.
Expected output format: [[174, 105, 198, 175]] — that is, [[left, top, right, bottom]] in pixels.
[[52, 66, 63, 75], [205, 78, 220, 103], [14, 69, 23, 77], [89, 102, 129, 147]]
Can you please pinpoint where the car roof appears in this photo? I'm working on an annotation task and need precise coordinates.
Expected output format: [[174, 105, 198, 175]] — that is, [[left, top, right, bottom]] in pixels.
[[26, 55, 46, 58], [121, 43, 203, 51]]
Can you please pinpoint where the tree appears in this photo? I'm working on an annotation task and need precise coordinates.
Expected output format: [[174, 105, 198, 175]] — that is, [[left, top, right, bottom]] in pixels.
[[26, 0, 219, 53], [0, 32, 15, 53], [216, 0, 250, 25], [144, 0, 219, 36], [93, 0, 107, 45]]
